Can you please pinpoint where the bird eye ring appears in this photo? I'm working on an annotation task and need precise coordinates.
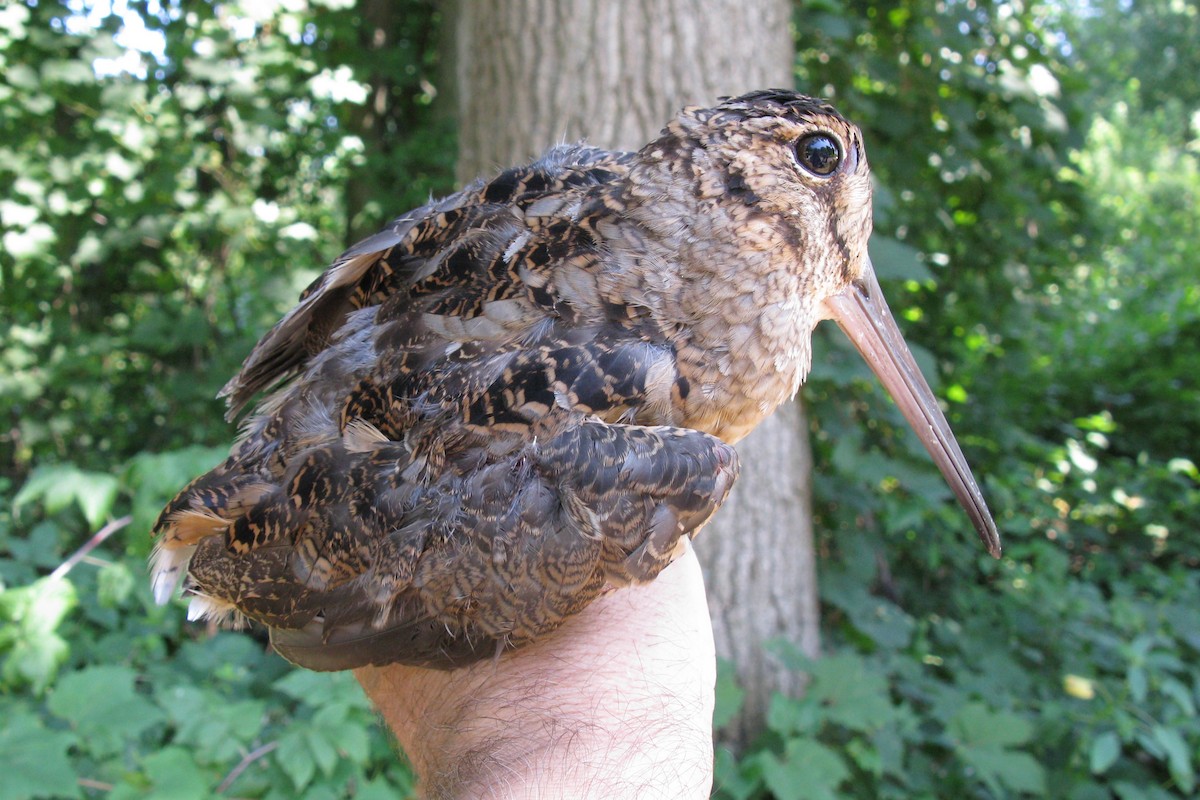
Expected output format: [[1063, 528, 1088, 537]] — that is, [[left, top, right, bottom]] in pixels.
[[794, 133, 842, 177]]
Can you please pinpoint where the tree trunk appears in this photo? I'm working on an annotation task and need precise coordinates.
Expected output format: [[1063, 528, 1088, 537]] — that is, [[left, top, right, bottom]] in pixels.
[[453, 0, 818, 746]]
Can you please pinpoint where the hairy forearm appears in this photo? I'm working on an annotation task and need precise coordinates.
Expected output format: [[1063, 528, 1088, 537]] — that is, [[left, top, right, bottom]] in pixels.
[[355, 543, 716, 799]]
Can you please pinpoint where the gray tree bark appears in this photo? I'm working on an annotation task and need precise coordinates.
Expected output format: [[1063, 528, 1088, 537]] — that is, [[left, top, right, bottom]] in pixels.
[[452, 0, 818, 746]]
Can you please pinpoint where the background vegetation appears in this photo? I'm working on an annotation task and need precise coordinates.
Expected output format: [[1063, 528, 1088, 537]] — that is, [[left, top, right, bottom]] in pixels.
[[1, 0, 1196, 797]]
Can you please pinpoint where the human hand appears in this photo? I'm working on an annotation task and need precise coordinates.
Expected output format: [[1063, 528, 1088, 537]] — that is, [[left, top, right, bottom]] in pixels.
[[354, 539, 716, 799]]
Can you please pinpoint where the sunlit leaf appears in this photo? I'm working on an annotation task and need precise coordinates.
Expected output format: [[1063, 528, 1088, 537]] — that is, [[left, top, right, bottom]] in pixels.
[[0, 577, 77, 692], [14, 466, 118, 528], [71, 473, 119, 529], [96, 561, 135, 608]]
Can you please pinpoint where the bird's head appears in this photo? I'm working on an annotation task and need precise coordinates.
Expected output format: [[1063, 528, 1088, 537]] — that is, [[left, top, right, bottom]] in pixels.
[[634, 90, 874, 309], [689, 90, 874, 297], [634, 90, 1002, 558]]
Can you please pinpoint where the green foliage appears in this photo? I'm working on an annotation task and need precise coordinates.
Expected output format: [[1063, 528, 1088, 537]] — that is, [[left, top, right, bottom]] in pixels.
[[15, 466, 118, 529], [0, 0, 453, 478], [0, 710, 80, 800], [0, 576, 77, 692]]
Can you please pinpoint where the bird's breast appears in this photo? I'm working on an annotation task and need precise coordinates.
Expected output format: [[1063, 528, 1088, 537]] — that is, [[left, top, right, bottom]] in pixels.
[[672, 318, 811, 444]]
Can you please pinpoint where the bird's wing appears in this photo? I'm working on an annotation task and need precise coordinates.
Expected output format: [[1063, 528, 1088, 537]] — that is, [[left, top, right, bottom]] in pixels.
[[186, 410, 738, 670], [219, 145, 635, 418]]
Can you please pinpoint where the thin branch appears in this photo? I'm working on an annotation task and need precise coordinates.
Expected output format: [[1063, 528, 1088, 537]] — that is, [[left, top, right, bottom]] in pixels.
[[217, 740, 280, 794], [78, 777, 115, 791], [50, 515, 133, 581]]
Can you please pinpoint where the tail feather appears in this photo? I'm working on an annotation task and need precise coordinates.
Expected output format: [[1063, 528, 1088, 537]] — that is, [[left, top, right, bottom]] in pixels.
[[150, 541, 196, 605], [185, 593, 243, 627]]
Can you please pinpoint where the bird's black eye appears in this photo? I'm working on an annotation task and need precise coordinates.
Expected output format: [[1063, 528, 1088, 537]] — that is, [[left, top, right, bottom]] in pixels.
[[794, 133, 841, 177]]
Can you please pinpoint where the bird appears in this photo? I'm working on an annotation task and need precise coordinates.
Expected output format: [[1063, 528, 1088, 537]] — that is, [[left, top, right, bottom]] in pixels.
[[150, 90, 1001, 671]]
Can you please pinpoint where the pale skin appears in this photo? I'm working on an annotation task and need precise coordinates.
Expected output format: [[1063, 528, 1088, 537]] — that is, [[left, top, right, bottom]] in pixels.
[[354, 540, 716, 800]]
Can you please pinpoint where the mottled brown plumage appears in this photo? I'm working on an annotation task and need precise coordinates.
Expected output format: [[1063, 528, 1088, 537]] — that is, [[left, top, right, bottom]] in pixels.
[[151, 90, 999, 671]]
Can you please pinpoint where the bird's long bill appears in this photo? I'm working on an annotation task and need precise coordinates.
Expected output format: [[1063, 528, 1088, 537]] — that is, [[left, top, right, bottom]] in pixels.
[[821, 260, 1002, 558]]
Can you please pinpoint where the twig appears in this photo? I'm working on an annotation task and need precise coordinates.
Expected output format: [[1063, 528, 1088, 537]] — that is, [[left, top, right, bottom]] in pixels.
[[50, 515, 133, 581], [78, 777, 115, 791], [217, 740, 280, 794]]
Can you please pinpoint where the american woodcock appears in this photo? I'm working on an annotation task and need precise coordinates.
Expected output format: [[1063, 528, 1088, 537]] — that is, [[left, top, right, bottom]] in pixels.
[[151, 90, 1001, 671]]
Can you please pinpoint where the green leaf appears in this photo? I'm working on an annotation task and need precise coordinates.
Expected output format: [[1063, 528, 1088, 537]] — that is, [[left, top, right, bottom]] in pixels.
[[97, 561, 135, 608], [872, 727, 906, 777], [274, 668, 335, 701], [0, 577, 77, 692], [1152, 725, 1195, 793], [821, 572, 915, 649], [13, 467, 73, 514], [713, 658, 745, 729], [14, 465, 118, 528], [309, 701, 372, 767], [47, 665, 164, 757], [140, 748, 211, 800], [1089, 731, 1120, 774], [4, 63, 38, 91], [1110, 783, 1147, 800], [156, 684, 266, 764], [355, 779, 408, 800], [766, 693, 817, 737], [273, 668, 371, 710], [0, 710, 80, 800], [305, 727, 340, 777], [275, 730, 316, 790], [845, 737, 882, 778], [869, 236, 934, 283], [965, 747, 1047, 795], [713, 747, 761, 800], [339, 722, 371, 764], [952, 703, 1045, 794], [1128, 666, 1148, 703], [72, 472, 119, 529], [42, 59, 94, 85], [950, 703, 1034, 748], [1162, 677, 1195, 717], [758, 739, 850, 800], [806, 653, 897, 731]]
